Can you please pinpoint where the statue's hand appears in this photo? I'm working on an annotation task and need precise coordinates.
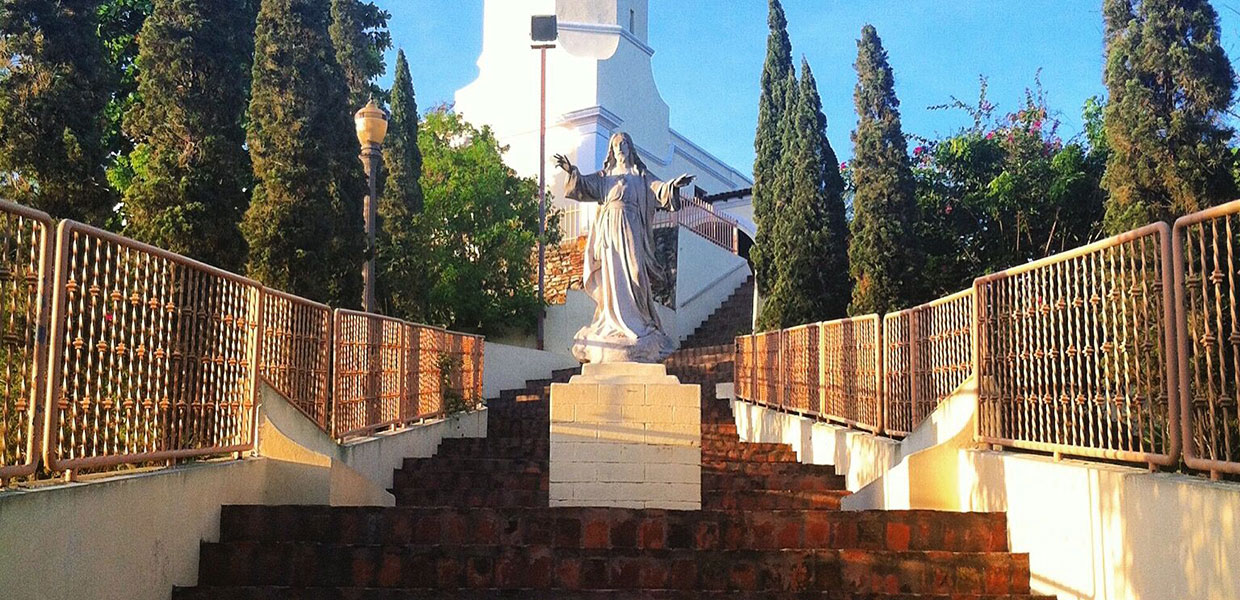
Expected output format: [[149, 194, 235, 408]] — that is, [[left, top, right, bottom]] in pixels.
[[672, 174, 696, 188], [553, 153, 573, 173]]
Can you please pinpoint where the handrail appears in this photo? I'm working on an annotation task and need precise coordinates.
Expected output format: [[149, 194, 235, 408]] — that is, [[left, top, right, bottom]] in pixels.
[[0, 201, 54, 482], [1173, 200, 1240, 478], [260, 289, 332, 431], [43, 220, 265, 475], [883, 289, 974, 438], [974, 222, 1178, 468]]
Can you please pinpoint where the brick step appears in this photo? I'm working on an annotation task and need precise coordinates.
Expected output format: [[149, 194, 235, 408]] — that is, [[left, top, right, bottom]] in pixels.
[[220, 506, 1009, 553], [704, 489, 851, 510], [700, 449, 798, 462], [702, 472, 846, 492], [393, 488, 546, 508], [702, 461, 838, 477], [400, 457, 547, 472], [195, 545, 1029, 594], [174, 587, 1056, 599], [391, 472, 547, 492]]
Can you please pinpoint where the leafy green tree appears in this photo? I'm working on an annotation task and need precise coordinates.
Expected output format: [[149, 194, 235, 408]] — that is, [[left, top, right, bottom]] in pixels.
[[847, 24, 922, 316], [329, 0, 391, 110], [120, 0, 253, 270], [415, 109, 542, 336], [750, 0, 794, 313], [767, 59, 850, 326], [1102, 0, 1236, 232], [915, 84, 1106, 296], [0, 0, 115, 224], [376, 50, 426, 320], [244, 0, 365, 306], [98, 0, 153, 201]]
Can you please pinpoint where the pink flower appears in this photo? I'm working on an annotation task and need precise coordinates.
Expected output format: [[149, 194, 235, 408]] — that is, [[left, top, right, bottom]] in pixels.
[[839, 162, 848, 170], [944, 203, 953, 215], [985, 131, 995, 140], [913, 145, 926, 156]]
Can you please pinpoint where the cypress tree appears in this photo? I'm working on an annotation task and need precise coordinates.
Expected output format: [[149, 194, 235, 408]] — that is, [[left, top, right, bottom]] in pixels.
[[121, 0, 253, 270], [0, 0, 114, 224], [376, 50, 426, 320], [244, 0, 365, 306], [750, 0, 794, 317], [847, 25, 922, 316], [1101, 0, 1235, 232], [329, 0, 392, 110], [770, 59, 850, 326], [757, 69, 799, 330]]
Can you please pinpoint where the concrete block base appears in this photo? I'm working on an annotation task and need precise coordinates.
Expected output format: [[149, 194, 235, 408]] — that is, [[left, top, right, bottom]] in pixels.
[[549, 363, 701, 509]]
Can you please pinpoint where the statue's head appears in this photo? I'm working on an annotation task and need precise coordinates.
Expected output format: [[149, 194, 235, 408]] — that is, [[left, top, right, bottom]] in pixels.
[[603, 132, 648, 173]]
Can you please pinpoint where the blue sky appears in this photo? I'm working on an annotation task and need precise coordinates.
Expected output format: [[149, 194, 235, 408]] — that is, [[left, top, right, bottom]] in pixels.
[[373, 1, 1240, 175]]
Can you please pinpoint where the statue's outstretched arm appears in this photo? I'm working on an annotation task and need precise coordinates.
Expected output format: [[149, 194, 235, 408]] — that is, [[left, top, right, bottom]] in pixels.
[[650, 173, 695, 212], [557, 154, 606, 202]]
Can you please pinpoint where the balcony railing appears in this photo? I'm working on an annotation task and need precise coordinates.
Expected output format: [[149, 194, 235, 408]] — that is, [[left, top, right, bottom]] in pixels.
[[558, 192, 742, 254], [735, 202, 1240, 477], [0, 200, 486, 484]]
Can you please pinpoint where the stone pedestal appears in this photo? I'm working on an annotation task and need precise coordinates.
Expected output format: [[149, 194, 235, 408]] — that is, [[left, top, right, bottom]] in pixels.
[[549, 363, 701, 509]]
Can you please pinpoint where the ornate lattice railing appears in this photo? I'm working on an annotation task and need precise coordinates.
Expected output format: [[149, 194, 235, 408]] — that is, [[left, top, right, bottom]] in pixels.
[[975, 223, 1178, 467], [1174, 201, 1240, 478], [735, 314, 883, 432], [0, 202, 53, 482], [260, 289, 332, 430], [44, 222, 263, 475], [884, 289, 974, 438], [332, 310, 483, 440], [820, 315, 883, 433]]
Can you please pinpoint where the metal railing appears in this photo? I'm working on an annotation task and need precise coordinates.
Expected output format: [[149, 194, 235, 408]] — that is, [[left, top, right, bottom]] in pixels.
[[332, 310, 483, 440], [0, 203, 53, 481], [261, 289, 332, 430], [820, 315, 884, 432], [44, 221, 264, 475], [1174, 201, 1240, 477], [0, 199, 487, 484], [884, 289, 974, 438], [975, 223, 1178, 467], [735, 315, 883, 432]]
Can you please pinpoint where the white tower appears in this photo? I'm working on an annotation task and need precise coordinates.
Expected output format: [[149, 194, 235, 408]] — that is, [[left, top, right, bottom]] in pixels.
[[454, 0, 750, 213]]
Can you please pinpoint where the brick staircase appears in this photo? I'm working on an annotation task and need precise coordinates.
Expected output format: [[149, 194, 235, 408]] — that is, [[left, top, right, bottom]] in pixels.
[[174, 352, 1053, 599], [681, 275, 754, 349]]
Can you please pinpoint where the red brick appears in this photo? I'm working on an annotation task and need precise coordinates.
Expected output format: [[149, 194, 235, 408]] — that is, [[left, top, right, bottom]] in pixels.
[[886, 521, 911, 551], [638, 518, 666, 549], [583, 519, 609, 549]]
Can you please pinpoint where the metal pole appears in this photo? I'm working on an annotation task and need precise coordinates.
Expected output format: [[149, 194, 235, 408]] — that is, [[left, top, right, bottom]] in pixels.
[[361, 144, 380, 313], [537, 46, 547, 350]]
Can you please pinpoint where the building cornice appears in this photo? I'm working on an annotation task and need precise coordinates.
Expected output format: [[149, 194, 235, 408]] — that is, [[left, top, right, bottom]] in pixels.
[[558, 20, 656, 57], [559, 106, 625, 131], [670, 129, 754, 186]]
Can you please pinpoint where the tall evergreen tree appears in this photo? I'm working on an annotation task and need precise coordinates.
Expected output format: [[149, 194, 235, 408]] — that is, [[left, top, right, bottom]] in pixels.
[[847, 25, 922, 316], [768, 59, 850, 326], [750, 0, 794, 320], [757, 69, 799, 330], [1101, 0, 1236, 232], [376, 50, 426, 320], [0, 0, 114, 224], [121, 0, 254, 270], [329, 0, 391, 110], [98, 0, 154, 202], [244, 0, 365, 306]]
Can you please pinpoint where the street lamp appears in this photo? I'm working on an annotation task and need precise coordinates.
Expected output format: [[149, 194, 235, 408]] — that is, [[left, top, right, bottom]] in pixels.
[[531, 14, 557, 350], [355, 99, 389, 313]]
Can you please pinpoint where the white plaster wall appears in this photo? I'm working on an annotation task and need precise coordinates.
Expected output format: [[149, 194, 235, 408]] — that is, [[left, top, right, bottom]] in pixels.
[[725, 396, 900, 492], [675, 231, 750, 341], [0, 388, 489, 600], [484, 341, 581, 397], [455, 0, 750, 223], [724, 384, 1240, 600]]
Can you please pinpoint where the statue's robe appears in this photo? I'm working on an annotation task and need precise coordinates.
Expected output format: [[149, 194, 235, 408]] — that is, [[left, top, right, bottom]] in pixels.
[[564, 166, 681, 363]]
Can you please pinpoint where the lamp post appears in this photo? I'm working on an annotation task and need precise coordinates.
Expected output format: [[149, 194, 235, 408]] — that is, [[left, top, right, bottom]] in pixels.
[[355, 99, 389, 314], [531, 15, 557, 350]]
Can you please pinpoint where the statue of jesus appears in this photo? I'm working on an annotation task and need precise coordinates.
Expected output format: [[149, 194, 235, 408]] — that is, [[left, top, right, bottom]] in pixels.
[[554, 132, 695, 364]]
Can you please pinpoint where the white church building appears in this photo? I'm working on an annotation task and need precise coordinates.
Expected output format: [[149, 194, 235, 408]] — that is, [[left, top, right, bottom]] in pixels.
[[455, 0, 757, 356]]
